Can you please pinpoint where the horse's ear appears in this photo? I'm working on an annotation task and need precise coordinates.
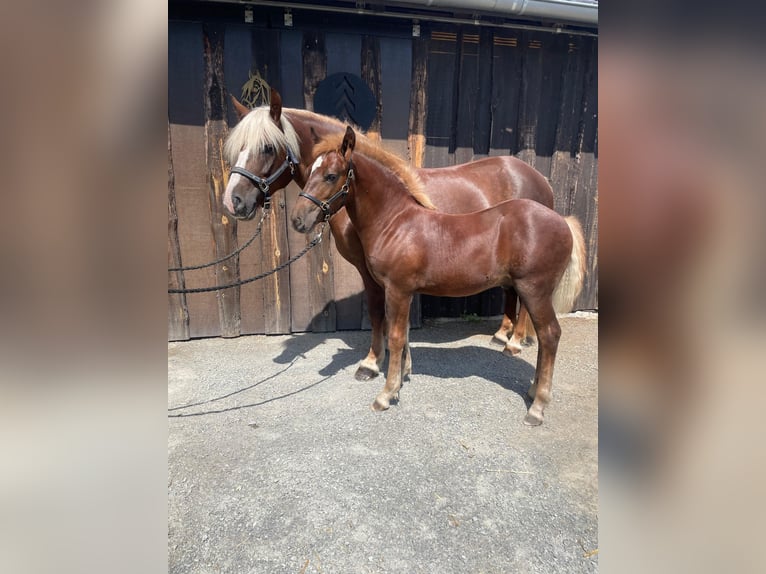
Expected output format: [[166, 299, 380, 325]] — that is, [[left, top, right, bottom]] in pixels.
[[340, 126, 356, 159], [310, 126, 321, 144], [229, 94, 251, 121], [269, 87, 282, 124]]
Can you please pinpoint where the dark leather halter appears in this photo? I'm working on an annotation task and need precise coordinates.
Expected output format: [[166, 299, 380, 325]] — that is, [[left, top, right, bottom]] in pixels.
[[298, 162, 354, 222], [229, 148, 299, 209]]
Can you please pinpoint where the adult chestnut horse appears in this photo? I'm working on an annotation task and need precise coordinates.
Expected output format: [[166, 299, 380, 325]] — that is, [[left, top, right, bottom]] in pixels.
[[292, 127, 585, 426], [222, 89, 554, 381]]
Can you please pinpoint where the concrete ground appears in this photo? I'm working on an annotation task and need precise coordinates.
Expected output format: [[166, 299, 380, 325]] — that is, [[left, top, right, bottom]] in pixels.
[[168, 313, 598, 573]]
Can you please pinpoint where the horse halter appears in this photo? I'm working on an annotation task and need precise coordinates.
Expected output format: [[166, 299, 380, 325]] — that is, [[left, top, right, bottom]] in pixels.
[[229, 147, 299, 209], [299, 161, 354, 222]]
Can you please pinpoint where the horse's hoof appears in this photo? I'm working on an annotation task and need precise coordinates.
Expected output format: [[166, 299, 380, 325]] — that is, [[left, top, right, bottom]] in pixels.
[[503, 344, 522, 357], [523, 411, 544, 426], [492, 332, 509, 345], [371, 395, 390, 411], [355, 365, 379, 381]]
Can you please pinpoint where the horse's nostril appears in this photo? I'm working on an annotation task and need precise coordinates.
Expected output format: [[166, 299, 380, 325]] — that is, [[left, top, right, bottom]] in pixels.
[[232, 195, 242, 209]]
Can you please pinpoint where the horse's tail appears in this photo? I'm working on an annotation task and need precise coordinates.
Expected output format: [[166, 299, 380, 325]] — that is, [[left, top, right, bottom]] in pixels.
[[553, 216, 587, 313], [522, 215, 586, 338]]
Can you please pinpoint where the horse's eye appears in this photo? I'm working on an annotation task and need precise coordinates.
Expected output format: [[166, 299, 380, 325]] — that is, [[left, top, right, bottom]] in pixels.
[[324, 174, 338, 183], [262, 145, 275, 155]]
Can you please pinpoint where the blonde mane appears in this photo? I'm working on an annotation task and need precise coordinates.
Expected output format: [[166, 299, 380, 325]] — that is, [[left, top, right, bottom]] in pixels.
[[312, 131, 436, 210], [223, 106, 301, 166]]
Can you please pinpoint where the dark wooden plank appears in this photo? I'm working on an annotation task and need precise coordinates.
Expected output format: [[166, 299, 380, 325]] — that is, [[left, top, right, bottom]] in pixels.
[[473, 28, 494, 157], [260, 199, 293, 334], [168, 122, 190, 341], [361, 35, 382, 137], [279, 29, 304, 109], [568, 36, 598, 310], [534, 34, 567, 180], [169, 21, 220, 338], [302, 30, 326, 112], [250, 27, 292, 334], [222, 24, 266, 335], [489, 32, 522, 156], [203, 22, 241, 338], [407, 36, 428, 167], [252, 28, 282, 88], [516, 31, 544, 169], [302, 31, 336, 332], [169, 22, 204, 127], [284, 182, 314, 333], [424, 27, 458, 169], [550, 35, 588, 216], [380, 36, 412, 143], [454, 29, 480, 165], [223, 24, 252, 126], [326, 32, 362, 76]]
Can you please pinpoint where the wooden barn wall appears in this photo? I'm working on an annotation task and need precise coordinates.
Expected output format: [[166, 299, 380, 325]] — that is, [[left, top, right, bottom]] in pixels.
[[168, 6, 598, 340]]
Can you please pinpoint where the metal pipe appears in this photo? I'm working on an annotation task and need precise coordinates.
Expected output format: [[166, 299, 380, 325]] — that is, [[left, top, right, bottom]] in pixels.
[[325, 0, 597, 26], [210, 0, 598, 37]]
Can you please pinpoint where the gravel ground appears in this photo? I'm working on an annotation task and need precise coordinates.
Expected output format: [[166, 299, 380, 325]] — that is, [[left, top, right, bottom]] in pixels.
[[168, 313, 598, 573]]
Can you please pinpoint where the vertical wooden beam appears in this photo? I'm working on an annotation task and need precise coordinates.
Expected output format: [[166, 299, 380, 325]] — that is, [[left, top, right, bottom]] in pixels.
[[168, 122, 190, 341], [302, 31, 326, 112], [203, 22, 240, 337], [301, 31, 335, 332], [361, 35, 382, 139], [408, 36, 428, 167]]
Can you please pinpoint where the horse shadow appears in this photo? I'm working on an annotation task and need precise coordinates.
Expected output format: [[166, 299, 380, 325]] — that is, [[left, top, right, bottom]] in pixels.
[[271, 301, 537, 405], [169, 299, 536, 418]]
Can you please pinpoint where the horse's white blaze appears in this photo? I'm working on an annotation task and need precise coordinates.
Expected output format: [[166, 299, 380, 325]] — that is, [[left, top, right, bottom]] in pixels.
[[223, 150, 250, 213], [310, 154, 325, 175]]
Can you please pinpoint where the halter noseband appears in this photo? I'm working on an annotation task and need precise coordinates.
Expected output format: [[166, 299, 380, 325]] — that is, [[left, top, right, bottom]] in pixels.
[[298, 162, 354, 222], [229, 147, 299, 209]]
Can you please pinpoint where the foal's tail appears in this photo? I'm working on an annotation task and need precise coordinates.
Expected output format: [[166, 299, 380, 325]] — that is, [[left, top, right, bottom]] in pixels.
[[552, 216, 587, 313], [522, 216, 586, 338]]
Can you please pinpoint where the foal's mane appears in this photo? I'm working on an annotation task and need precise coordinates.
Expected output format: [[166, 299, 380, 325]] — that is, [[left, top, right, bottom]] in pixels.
[[312, 132, 436, 210], [223, 106, 301, 166]]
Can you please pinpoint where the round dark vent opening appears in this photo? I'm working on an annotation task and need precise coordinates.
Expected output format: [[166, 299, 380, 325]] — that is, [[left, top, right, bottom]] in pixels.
[[313, 73, 376, 130]]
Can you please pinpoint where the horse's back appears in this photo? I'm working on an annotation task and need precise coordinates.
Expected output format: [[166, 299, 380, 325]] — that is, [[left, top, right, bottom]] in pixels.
[[417, 156, 554, 212]]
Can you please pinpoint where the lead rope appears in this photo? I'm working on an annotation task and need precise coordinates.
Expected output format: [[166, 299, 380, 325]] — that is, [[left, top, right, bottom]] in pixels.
[[168, 222, 327, 294], [168, 206, 270, 272]]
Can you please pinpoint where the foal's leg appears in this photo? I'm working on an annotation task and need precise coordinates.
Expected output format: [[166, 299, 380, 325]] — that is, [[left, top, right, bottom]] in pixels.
[[354, 270, 388, 381], [492, 288, 517, 345], [403, 323, 412, 377], [509, 291, 561, 426], [505, 305, 531, 356], [372, 290, 413, 411]]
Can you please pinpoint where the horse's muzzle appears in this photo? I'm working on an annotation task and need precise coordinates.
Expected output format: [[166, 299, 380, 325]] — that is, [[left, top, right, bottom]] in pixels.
[[292, 216, 307, 233]]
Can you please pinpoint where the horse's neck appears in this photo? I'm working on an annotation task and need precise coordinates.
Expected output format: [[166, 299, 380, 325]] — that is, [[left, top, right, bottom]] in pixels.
[[347, 154, 418, 237], [284, 110, 345, 186]]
